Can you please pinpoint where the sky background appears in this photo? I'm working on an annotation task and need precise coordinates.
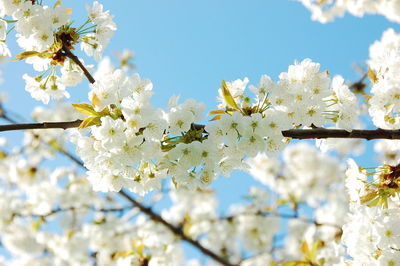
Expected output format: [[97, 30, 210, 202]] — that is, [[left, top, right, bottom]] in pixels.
[[1, 0, 400, 262]]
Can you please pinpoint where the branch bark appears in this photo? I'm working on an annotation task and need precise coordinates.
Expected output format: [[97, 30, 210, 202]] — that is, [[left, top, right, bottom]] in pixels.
[[62, 45, 95, 84], [281, 127, 400, 140], [0, 119, 82, 131], [2, 120, 400, 140]]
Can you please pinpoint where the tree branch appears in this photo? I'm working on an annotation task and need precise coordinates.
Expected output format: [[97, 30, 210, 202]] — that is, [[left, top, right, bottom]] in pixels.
[[281, 127, 400, 140], [118, 190, 237, 266], [2, 120, 400, 140], [15, 206, 131, 219], [62, 45, 95, 84], [0, 119, 82, 131]]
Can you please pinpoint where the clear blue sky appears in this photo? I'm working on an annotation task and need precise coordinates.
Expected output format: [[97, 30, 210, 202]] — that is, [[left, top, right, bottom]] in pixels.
[[1, 0, 399, 262]]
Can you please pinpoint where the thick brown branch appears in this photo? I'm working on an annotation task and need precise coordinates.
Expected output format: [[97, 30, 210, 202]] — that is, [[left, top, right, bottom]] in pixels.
[[281, 128, 400, 140], [3, 120, 400, 140], [0, 120, 82, 132], [62, 45, 95, 84], [119, 190, 237, 266]]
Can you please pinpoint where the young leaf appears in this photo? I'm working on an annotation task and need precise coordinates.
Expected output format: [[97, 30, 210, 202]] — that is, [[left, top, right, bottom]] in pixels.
[[210, 114, 223, 121], [14, 51, 40, 61], [54, 0, 62, 8], [79, 116, 101, 129], [91, 93, 101, 107], [300, 241, 310, 255], [208, 109, 226, 115], [72, 103, 98, 116], [98, 107, 111, 117], [367, 66, 378, 84], [221, 80, 239, 110]]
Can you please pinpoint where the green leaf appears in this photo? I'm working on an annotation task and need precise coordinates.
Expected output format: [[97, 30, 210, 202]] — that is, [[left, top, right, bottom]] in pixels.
[[79, 116, 101, 129], [72, 103, 98, 116], [221, 80, 239, 110], [14, 51, 40, 61]]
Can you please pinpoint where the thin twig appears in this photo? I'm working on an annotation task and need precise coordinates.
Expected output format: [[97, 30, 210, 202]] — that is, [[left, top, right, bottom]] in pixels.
[[15, 206, 131, 219], [62, 45, 95, 84], [211, 211, 341, 230], [119, 190, 237, 266], [56, 145, 84, 165], [0, 104, 18, 124]]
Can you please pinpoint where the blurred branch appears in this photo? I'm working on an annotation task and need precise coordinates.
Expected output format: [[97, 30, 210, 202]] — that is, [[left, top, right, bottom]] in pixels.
[[119, 190, 238, 266], [0, 111, 236, 266], [14, 206, 131, 219], [209, 211, 342, 230]]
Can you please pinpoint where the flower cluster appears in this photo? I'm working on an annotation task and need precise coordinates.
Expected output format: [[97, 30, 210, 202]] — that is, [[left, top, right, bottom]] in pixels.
[[247, 143, 348, 264], [3, 0, 400, 264], [0, 151, 184, 265], [342, 206, 400, 264], [1, 0, 115, 103], [70, 58, 358, 194], [342, 146, 400, 264], [248, 143, 344, 206], [299, 0, 400, 23], [0, 127, 351, 265], [368, 28, 400, 129]]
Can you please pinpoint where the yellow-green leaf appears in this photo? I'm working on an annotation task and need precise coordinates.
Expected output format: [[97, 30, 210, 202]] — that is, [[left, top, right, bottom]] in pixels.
[[210, 114, 223, 121], [31, 218, 45, 232], [14, 51, 40, 61], [275, 199, 288, 205], [72, 103, 98, 116], [308, 241, 321, 261], [360, 191, 378, 205], [112, 251, 135, 259], [367, 67, 378, 84], [92, 93, 101, 107], [208, 109, 226, 115], [221, 80, 239, 110], [54, 0, 62, 8], [98, 107, 111, 117], [79, 116, 101, 129], [38, 51, 54, 59], [300, 241, 309, 255], [67, 229, 76, 239]]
